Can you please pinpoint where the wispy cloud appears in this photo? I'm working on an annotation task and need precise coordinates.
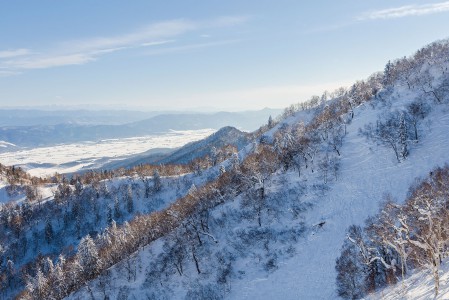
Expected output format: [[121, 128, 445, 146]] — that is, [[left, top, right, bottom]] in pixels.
[[0, 48, 30, 59], [145, 39, 241, 56], [357, 1, 449, 20], [0, 16, 249, 73], [205, 15, 251, 27], [4, 53, 95, 69], [140, 40, 175, 47], [62, 20, 195, 53]]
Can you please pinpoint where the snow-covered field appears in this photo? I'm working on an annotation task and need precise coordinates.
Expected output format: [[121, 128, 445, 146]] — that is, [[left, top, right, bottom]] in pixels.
[[0, 129, 215, 177]]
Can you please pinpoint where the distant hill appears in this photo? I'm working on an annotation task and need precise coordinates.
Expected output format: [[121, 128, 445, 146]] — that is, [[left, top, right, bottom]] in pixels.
[[157, 126, 249, 164], [0, 108, 281, 147], [101, 126, 250, 169], [129, 109, 280, 133], [0, 109, 159, 126]]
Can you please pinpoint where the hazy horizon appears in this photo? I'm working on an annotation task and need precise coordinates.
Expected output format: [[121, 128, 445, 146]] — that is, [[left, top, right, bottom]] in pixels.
[[0, 104, 283, 113]]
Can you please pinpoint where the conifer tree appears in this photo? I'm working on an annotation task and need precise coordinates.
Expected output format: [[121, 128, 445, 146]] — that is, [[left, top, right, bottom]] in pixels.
[[399, 112, 408, 160], [44, 218, 53, 244]]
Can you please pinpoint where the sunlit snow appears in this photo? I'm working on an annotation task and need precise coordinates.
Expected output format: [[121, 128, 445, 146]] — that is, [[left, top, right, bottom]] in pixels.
[[0, 129, 215, 177]]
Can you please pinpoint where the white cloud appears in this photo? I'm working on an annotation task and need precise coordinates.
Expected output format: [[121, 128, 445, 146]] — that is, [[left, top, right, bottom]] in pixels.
[[140, 40, 175, 47], [358, 1, 449, 20], [0, 48, 30, 58], [145, 39, 241, 55], [205, 15, 251, 27], [62, 20, 195, 53], [0, 16, 249, 72], [5, 53, 95, 69]]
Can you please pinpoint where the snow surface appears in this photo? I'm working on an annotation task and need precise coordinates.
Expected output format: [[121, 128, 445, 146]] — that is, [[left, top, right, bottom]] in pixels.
[[0, 180, 16, 204], [368, 258, 449, 299], [0, 180, 55, 204], [0, 129, 215, 177]]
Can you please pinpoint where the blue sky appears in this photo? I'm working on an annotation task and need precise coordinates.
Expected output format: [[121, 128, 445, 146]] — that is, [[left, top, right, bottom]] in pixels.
[[1, 1, 449, 111]]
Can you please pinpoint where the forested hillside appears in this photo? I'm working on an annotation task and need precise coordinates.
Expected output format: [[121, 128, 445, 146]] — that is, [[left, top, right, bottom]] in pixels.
[[1, 39, 449, 300]]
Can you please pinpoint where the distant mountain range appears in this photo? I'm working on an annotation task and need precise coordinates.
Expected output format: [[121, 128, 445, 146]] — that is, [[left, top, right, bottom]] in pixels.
[[101, 126, 250, 170], [0, 108, 281, 148], [0, 109, 159, 126]]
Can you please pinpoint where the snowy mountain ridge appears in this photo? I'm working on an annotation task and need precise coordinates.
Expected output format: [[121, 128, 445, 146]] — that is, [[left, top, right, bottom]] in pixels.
[[0, 109, 280, 148]]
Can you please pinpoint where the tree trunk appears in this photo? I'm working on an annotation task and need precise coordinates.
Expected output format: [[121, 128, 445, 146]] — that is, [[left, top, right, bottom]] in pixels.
[[192, 247, 201, 274], [413, 122, 418, 141]]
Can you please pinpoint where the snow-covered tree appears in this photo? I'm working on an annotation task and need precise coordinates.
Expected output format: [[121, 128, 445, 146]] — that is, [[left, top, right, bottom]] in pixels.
[[107, 205, 113, 225], [44, 218, 53, 244], [114, 196, 122, 220], [219, 165, 226, 175], [406, 99, 430, 141], [267, 115, 274, 128], [5, 259, 15, 288], [398, 112, 408, 160], [50, 255, 67, 299], [336, 228, 367, 299], [367, 199, 410, 282], [339, 167, 449, 297], [402, 171, 449, 296], [241, 145, 279, 226], [153, 170, 162, 193], [77, 235, 100, 280], [210, 146, 219, 166], [26, 269, 49, 300], [362, 112, 404, 162], [125, 185, 134, 213]]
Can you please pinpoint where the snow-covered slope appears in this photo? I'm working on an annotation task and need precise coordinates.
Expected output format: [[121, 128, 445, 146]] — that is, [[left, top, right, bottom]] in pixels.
[[66, 92, 449, 300], [13, 40, 449, 300], [157, 126, 249, 164], [368, 258, 449, 299], [229, 102, 449, 300]]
